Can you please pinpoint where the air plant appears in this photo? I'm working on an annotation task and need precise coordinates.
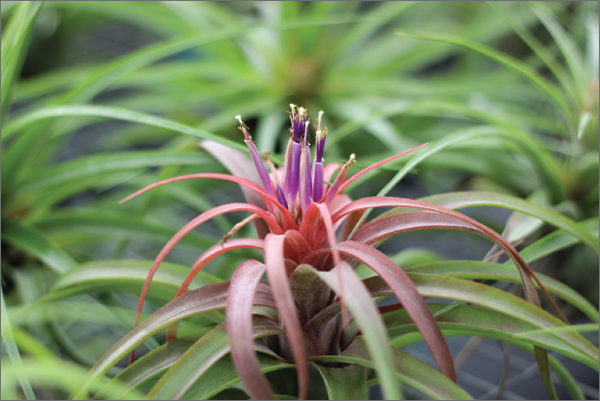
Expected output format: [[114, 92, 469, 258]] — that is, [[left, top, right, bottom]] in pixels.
[[71, 105, 598, 400]]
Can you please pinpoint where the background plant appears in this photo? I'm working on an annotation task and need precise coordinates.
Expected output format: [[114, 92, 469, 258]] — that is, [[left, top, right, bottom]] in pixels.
[[2, 1, 598, 400]]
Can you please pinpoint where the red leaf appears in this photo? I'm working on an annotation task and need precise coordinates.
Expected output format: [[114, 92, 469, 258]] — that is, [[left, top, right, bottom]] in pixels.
[[352, 212, 478, 245], [226, 260, 277, 400], [314, 203, 349, 326], [264, 234, 309, 400], [282, 230, 313, 264], [299, 203, 322, 248], [133, 203, 282, 344], [331, 143, 428, 200], [332, 196, 567, 323], [336, 240, 456, 382], [166, 238, 264, 342], [119, 173, 298, 231]]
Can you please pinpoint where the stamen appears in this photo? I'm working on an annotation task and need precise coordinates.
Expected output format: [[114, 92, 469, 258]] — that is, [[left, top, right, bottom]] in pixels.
[[317, 110, 324, 131], [236, 115, 252, 141], [303, 121, 310, 145], [219, 214, 260, 246]]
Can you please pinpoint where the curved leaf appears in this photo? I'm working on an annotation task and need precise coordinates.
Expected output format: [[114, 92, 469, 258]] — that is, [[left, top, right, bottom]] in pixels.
[[315, 262, 402, 400], [416, 192, 599, 254], [365, 274, 599, 368], [1, 1, 42, 118], [394, 31, 572, 116], [518, 217, 599, 264], [404, 261, 599, 323], [2, 219, 77, 274], [334, 241, 456, 382], [225, 260, 276, 400], [1, 288, 35, 400], [33, 211, 218, 250], [49, 260, 222, 303], [69, 281, 274, 399], [2, 105, 245, 150], [390, 327, 587, 400], [147, 316, 283, 400], [311, 363, 367, 400], [312, 338, 473, 400], [385, 303, 596, 369], [16, 151, 213, 194], [264, 234, 309, 400], [182, 353, 293, 400], [93, 336, 197, 400]]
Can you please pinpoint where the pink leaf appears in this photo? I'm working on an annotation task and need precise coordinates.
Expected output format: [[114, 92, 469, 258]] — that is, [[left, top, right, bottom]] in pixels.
[[120, 173, 298, 231], [332, 196, 567, 322], [331, 143, 428, 200], [226, 260, 277, 400], [167, 238, 264, 341], [264, 234, 309, 400], [352, 212, 478, 245], [133, 203, 282, 351], [336, 240, 456, 382]]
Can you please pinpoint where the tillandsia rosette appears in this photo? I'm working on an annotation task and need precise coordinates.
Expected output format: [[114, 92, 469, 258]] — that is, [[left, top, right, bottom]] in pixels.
[[75, 105, 599, 401]]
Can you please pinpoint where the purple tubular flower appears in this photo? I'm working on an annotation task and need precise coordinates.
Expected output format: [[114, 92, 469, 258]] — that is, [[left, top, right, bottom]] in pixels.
[[281, 139, 293, 195], [312, 127, 327, 202], [244, 140, 275, 199], [313, 160, 324, 202], [300, 144, 312, 212], [315, 128, 326, 163], [286, 141, 302, 206], [236, 116, 276, 200]]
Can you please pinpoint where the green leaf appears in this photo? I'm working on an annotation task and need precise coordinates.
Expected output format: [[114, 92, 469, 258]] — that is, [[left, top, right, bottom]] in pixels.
[[32, 211, 218, 251], [1, 358, 145, 401], [16, 151, 213, 194], [313, 263, 402, 400], [386, 303, 596, 370], [182, 353, 293, 400], [531, 5, 586, 102], [391, 326, 586, 400], [147, 318, 284, 399], [394, 30, 572, 117], [346, 123, 567, 240], [1, 1, 42, 120], [1, 219, 77, 274], [518, 217, 599, 270], [69, 281, 245, 399], [311, 363, 368, 400], [48, 260, 222, 304], [2, 105, 246, 151], [395, 274, 599, 367], [312, 338, 473, 400], [1, 288, 35, 400], [404, 261, 599, 323], [416, 191, 599, 254]]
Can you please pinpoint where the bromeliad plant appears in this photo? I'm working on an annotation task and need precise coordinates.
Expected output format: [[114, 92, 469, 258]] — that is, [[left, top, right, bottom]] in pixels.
[[72, 105, 598, 400]]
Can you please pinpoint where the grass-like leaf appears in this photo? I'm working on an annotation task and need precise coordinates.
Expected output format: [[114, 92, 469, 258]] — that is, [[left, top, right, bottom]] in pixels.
[[417, 191, 599, 254], [312, 338, 473, 400], [2, 219, 77, 274]]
